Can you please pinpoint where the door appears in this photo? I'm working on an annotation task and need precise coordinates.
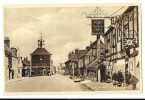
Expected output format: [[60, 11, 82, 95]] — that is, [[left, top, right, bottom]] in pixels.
[[100, 68, 106, 82]]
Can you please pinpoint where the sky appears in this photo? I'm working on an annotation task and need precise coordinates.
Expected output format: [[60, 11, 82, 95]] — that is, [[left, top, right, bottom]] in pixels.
[[4, 4, 128, 67]]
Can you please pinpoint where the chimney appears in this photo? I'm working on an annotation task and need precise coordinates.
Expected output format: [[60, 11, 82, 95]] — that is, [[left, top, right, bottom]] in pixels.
[[90, 41, 92, 46], [4, 37, 10, 48], [68, 52, 72, 60], [26, 57, 28, 60], [75, 49, 79, 55], [71, 50, 74, 55], [86, 46, 90, 50]]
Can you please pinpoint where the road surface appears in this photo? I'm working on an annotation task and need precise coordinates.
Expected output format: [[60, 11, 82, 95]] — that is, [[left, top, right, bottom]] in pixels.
[[5, 74, 91, 92]]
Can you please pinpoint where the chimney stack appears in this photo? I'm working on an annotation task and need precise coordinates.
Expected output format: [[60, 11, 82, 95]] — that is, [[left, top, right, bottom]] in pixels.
[[75, 49, 79, 55], [72, 50, 74, 55], [4, 36, 10, 48], [86, 46, 90, 50], [68, 52, 72, 60], [90, 41, 92, 46]]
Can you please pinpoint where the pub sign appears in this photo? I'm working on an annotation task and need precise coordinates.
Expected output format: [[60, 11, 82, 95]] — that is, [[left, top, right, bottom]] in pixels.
[[91, 19, 104, 35]]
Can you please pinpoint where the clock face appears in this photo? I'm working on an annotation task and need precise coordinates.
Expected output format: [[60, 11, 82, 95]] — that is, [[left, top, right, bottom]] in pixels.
[[92, 19, 104, 35]]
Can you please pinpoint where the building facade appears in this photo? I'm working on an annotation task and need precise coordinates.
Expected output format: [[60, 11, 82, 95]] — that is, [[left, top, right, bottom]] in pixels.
[[22, 57, 30, 77], [103, 6, 140, 88], [31, 36, 52, 76], [17, 57, 23, 78], [4, 36, 23, 80], [50, 60, 56, 75], [11, 47, 19, 79], [64, 49, 87, 78], [4, 36, 12, 81]]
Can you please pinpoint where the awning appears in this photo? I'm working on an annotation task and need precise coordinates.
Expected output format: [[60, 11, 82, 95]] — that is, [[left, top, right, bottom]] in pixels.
[[87, 65, 99, 72]]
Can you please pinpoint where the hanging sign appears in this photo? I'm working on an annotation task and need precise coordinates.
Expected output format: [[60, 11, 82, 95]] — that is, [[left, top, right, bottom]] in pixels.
[[91, 19, 104, 35], [124, 38, 136, 48]]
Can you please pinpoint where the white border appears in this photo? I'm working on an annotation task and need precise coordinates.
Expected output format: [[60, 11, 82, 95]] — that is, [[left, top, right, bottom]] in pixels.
[[0, 0, 145, 99]]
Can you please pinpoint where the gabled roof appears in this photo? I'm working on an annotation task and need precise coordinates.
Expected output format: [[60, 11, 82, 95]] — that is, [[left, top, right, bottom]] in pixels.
[[78, 50, 87, 58], [31, 48, 51, 55], [70, 54, 78, 61], [79, 40, 98, 58], [79, 40, 97, 58]]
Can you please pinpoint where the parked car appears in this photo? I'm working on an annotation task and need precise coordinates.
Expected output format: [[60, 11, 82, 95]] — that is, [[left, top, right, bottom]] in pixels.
[[74, 78, 81, 82]]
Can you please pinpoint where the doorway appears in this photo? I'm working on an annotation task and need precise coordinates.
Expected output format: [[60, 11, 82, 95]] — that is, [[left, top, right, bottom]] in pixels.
[[100, 68, 106, 82]]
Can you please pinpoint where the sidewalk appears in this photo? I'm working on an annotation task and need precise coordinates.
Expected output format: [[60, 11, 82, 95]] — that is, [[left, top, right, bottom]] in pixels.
[[5, 77, 29, 84], [80, 79, 126, 91]]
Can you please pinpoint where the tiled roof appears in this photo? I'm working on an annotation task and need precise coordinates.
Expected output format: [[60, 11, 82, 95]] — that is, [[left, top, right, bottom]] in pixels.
[[69, 50, 87, 61], [75, 50, 87, 59], [32, 48, 51, 55], [79, 40, 97, 58]]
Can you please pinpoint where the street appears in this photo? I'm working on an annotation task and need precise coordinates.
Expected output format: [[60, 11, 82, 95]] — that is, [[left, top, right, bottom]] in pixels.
[[5, 74, 91, 92]]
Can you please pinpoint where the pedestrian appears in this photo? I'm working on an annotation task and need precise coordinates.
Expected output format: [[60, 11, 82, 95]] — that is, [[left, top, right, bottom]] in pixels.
[[132, 84, 136, 90], [12, 69, 14, 79]]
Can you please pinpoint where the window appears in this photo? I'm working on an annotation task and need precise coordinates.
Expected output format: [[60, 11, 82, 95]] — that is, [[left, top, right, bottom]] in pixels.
[[118, 20, 122, 37], [113, 34, 116, 45], [124, 24, 129, 38], [129, 30, 134, 38], [18, 59, 20, 64], [116, 28, 118, 42], [18, 69, 20, 74]]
